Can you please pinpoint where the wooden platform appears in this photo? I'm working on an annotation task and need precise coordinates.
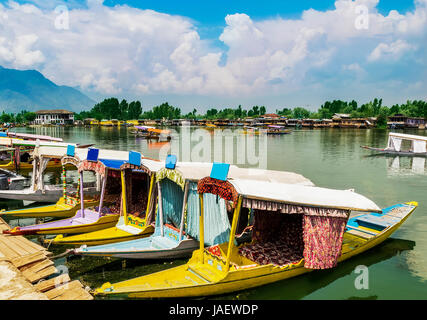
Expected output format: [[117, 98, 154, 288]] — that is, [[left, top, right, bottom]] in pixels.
[[0, 217, 93, 300]]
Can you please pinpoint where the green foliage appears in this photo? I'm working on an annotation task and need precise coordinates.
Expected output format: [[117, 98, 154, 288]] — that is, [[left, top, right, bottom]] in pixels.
[[6, 97, 424, 126]]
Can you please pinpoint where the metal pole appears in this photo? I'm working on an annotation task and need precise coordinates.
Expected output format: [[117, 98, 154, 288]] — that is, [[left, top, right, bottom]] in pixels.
[[224, 196, 243, 273], [178, 181, 189, 241], [80, 171, 84, 218], [157, 181, 164, 236], [98, 172, 107, 216], [144, 173, 155, 224], [120, 170, 127, 223], [199, 193, 204, 255]]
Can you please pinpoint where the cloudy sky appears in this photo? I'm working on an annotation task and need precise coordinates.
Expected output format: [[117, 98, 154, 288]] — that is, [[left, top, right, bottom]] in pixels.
[[0, 0, 426, 112]]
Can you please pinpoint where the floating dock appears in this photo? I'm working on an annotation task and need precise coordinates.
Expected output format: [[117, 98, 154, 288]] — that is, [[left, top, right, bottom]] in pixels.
[[0, 217, 93, 300]]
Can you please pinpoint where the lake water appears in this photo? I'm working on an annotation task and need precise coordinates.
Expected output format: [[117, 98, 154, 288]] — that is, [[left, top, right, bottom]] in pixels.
[[2, 126, 427, 300]]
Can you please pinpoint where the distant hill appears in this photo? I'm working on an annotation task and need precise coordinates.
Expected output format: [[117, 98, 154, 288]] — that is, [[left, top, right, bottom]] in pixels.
[[0, 66, 95, 113]]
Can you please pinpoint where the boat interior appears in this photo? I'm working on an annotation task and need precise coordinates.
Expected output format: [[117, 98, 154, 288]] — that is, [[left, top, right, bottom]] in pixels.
[[124, 169, 151, 218]]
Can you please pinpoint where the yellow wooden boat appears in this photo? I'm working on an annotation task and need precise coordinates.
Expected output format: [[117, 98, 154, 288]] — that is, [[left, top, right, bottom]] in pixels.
[[0, 195, 99, 219], [93, 171, 418, 298], [3, 156, 130, 236], [51, 158, 164, 246]]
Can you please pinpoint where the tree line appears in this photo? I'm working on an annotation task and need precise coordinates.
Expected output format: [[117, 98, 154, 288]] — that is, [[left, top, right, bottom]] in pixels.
[[1, 98, 426, 127], [0, 110, 36, 124]]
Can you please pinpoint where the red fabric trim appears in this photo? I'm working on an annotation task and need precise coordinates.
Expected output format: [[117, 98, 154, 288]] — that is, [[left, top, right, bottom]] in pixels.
[[78, 160, 106, 177], [197, 177, 239, 204]]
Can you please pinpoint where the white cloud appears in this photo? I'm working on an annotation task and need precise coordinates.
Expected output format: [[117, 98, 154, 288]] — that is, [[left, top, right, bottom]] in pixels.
[[0, 0, 425, 105], [368, 39, 415, 61]]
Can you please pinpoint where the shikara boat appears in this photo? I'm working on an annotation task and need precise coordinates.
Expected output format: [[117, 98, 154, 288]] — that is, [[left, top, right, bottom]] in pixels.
[[362, 132, 427, 156], [240, 126, 263, 135], [133, 126, 172, 141], [2, 150, 136, 235], [266, 125, 291, 135], [74, 163, 315, 259], [51, 157, 165, 246], [0, 135, 86, 171], [94, 169, 417, 298]]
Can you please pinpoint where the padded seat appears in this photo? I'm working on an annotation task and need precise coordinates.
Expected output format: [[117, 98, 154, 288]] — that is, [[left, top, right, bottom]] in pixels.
[[355, 215, 399, 231], [239, 241, 303, 267]]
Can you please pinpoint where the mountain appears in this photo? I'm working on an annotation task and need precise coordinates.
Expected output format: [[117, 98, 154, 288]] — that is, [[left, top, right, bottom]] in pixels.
[[0, 66, 95, 113]]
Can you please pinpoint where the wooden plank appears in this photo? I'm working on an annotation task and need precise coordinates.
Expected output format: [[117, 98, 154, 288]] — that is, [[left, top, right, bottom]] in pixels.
[[53, 288, 90, 300], [9, 236, 43, 255], [44, 280, 83, 300], [21, 259, 54, 275], [1, 236, 31, 256], [24, 265, 58, 283], [11, 251, 46, 268], [19, 238, 48, 253], [346, 228, 375, 239], [35, 274, 71, 293], [0, 237, 20, 259]]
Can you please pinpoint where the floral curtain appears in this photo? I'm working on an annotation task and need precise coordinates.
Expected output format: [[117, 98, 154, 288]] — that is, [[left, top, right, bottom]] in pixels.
[[303, 215, 348, 269]]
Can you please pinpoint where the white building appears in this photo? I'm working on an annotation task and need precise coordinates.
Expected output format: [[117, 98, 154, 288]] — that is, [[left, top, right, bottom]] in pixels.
[[35, 109, 74, 125]]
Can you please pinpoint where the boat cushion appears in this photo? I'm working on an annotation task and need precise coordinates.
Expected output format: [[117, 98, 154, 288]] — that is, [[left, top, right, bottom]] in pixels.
[[239, 241, 303, 267], [355, 215, 398, 231]]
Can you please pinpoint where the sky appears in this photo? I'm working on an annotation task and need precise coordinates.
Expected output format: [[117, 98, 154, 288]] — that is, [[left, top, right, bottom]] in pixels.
[[0, 0, 426, 113]]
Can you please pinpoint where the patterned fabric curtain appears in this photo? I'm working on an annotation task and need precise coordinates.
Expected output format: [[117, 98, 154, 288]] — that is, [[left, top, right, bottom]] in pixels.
[[186, 182, 231, 246], [160, 178, 184, 228], [303, 215, 348, 269], [243, 198, 349, 218], [78, 160, 106, 177], [197, 177, 239, 205], [156, 168, 185, 190]]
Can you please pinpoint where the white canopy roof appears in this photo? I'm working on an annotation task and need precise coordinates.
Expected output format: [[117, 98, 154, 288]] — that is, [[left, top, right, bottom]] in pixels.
[[140, 158, 165, 172], [157, 162, 314, 186], [0, 138, 74, 148], [228, 179, 381, 213], [228, 167, 314, 186], [34, 146, 131, 161], [389, 132, 427, 142]]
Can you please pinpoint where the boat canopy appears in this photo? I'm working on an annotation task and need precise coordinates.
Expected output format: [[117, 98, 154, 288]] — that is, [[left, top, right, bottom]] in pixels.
[[198, 177, 381, 213], [228, 167, 314, 186], [156, 162, 238, 189], [0, 138, 74, 148], [386, 132, 427, 153], [268, 125, 284, 128], [7, 132, 63, 142], [135, 126, 155, 131], [197, 174, 381, 270], [155, 163, 314, 190]]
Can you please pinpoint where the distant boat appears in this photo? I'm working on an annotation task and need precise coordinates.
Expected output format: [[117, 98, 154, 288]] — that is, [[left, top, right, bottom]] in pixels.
[[133, 126, 171, 141], [266, 125, 291, 135], [362, 132, 427, 156]]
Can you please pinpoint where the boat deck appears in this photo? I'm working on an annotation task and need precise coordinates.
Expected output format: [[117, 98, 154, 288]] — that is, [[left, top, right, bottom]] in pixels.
[[0, 217, 93, 300]]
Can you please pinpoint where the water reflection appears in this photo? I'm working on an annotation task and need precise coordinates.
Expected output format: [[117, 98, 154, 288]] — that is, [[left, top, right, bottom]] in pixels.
[[387, 157, 426, 176], [223, 238, 415, 300]]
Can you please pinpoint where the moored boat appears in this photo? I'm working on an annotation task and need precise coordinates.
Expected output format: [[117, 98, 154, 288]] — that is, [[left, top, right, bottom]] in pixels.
[[93, 167, 417, 298], [51, 156, 165, 246], [266, 125, 291, 135], [2, 149, 135, 235], [362, 132, 427, 156], [74, 162, 316, 259]]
